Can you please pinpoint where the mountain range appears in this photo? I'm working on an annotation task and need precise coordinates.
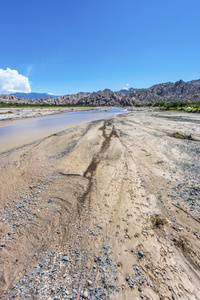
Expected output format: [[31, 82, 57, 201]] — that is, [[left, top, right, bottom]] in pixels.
[[1, 79, 200, 106], [9, 92, 56, 99], [124, 79, 200, 106]]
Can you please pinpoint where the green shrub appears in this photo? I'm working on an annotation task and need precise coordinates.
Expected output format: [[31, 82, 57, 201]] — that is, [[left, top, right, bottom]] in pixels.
[[150, 100, 200, 113], [170, 132, 194, 140]]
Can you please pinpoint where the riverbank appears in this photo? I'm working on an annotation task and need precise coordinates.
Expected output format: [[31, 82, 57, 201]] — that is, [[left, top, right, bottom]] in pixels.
[[0, 110, 199, 299]]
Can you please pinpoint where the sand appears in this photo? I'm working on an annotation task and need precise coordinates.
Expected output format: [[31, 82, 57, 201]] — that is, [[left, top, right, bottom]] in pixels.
[[0, 109, 199, 299]]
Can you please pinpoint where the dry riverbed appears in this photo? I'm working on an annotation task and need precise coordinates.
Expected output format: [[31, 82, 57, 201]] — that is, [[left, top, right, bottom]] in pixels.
[[0, 109, 200, 299]]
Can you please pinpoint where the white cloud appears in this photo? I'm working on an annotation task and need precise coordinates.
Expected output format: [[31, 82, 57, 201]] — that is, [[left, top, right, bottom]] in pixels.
[[0, 68, 31, 94]]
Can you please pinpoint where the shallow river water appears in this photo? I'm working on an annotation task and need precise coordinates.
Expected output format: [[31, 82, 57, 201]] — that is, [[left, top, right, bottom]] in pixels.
[[0, 107, 128, 153]]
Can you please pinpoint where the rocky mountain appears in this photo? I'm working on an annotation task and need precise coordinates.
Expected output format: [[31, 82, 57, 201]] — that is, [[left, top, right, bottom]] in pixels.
[[0, 94, 28, 103], [1, 79, 200, 106], [119, 88, 134, 96], [188, 79, 200, 87], [9, 92, 56, 99], [124, 79, 200, 106], [75, 89, 124, 106], [29, 92, 91, 105], [11, 89, 124, 106], [0, 89, 124, 106]]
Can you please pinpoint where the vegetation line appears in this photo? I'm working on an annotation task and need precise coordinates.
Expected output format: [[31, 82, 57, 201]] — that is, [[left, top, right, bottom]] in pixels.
[[139, 100, 200, 113], [0, 102, 97, 108]]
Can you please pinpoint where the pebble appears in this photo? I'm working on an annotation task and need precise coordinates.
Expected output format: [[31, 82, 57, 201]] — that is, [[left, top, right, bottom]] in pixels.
[[88, 279, 93, 286], [83, 290, 89, 298], [138, 251, 144, 258], [61, 256, 69, 262], [172, 294, 176, 300]]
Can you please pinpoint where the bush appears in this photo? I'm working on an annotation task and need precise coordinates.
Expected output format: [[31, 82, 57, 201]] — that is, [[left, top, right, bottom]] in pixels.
[[170, 132, 194, 140], [149, 100, 200, 113], [152, 215, 166, 229]]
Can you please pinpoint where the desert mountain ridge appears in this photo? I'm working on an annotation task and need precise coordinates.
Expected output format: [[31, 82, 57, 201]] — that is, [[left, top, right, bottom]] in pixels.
[[1, 79, 200, 106]]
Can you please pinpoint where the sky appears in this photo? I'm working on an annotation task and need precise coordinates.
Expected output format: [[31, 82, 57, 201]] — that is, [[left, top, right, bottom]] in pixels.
[[0, 0, 200, 95]]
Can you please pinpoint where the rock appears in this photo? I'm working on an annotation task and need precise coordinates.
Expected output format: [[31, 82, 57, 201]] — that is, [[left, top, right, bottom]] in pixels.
[[83, 290, 89, 298], [126, 276, 130, 281], [138, 251, 144, 258], [87, 280, 92, 286], [61, 256, 69, 262]]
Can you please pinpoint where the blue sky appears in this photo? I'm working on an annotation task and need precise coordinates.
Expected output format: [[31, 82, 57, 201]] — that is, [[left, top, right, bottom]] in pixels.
[[0, 0, 200, 95]]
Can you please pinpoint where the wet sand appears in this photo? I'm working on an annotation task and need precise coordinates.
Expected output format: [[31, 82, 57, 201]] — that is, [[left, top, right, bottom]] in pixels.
[[0, 109, 200, 299]]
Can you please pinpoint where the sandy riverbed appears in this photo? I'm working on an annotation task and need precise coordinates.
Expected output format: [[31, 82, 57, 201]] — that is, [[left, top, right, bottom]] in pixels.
[[0, 109, 200, 299]]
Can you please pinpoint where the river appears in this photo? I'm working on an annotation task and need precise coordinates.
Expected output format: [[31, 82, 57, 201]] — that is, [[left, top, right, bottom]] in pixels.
[[0, 107, 128, 153]]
